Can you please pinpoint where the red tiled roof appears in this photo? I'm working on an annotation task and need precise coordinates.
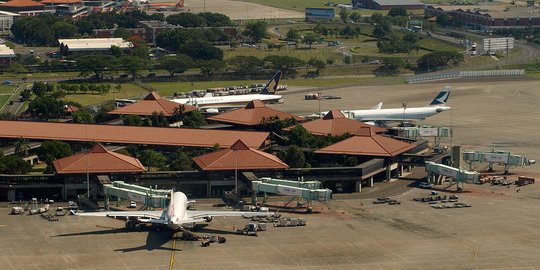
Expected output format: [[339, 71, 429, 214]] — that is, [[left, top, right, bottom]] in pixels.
[[108, 91, 196, 116], [0, 0, 44, 7], [0, 120, 269, 149], [193, 140, 289, 171], [41, 0, 81, 3], [315, 127, 414, 157], [53, 143, 145, 174], [207, 100, 304, 126], [283, 109, 386, 136]]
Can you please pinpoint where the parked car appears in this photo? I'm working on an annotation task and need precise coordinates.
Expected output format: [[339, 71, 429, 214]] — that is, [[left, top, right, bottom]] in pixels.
[[128, 201, 137, 208]]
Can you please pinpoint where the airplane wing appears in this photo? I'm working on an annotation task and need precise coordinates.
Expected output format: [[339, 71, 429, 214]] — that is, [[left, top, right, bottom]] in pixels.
[[186, 210, 274, 220], [370, 102, 383, 110], [77, 210, 164, 220]]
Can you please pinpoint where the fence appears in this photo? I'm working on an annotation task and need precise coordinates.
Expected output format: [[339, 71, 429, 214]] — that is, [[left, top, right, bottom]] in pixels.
[[406, 69, 525, 83]]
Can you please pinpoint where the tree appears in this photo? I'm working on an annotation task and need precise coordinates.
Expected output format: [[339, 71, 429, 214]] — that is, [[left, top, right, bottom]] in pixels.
[[0, 155, 31, 174], [37, 140, 73, 171], [51, 21, 77, 39], [403, 33, 419, 44], [14, 137, 30, 157], [285, 28, 301, 42], [110, 45, 122, 57], [122, 115, 145, 126], [228, 56, 263, 75], [72, 110, 95, 124], [388, 7, 408, 17], [302, 32, 319, 49], [372, 22, 391, 39], [7, 62, 27, 74], [349, 12, 361, 23], [263, 55, 305, 77], [166, 13, 204, 27], [179, 39, 223, 60], [198, 12, 232, 27], [183, 111, 206, 128], [283, 145, 305, 168], [339, 8, 349, 22], [139, 149, 166, 171], [149, 111, 168, 127], [113, 27, 132, 39], [133, 42, 150, 59], [436, 13, 450, 27], [169, 150, 193, 171], [307, 58, 326, 73], [370, 13, 384, 25], [243, 21, 268, 43], [417, 51, 464, 72], [77, 55, 116, 79], [341, 25, 356, 38], [377, 34, 411, 53], [374, 58, 403, 75], [158, 54, 193, 77], [200, 59, 225, 77], [121, 56, 149, 79], [28, 95, 64, 119]]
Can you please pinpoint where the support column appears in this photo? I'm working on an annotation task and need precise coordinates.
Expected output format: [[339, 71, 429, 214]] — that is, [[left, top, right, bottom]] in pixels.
[[206, 181, 211, 198], [385, 166, 391, 181], [355, 180, 362, 192], [368, 176, 374, 187]]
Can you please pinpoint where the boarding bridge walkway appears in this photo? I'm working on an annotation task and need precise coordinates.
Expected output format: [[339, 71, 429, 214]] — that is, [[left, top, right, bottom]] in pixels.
[[103, 181, 171, 209], [463, 150, 535, 174], [425, 161, 480, 191], [251, 177, 332, 205]]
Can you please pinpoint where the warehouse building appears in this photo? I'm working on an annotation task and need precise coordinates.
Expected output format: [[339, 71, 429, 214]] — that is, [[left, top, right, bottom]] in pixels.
[[0, 44, 16, 67], [58, 38, 133, 55], [0, 0, 45, 15], [425, 5, 540, 30], [353, 0, 424, 10]]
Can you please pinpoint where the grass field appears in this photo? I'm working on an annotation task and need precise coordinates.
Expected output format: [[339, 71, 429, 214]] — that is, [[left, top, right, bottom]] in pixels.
[[236, 0, 350, 12], [64, 83, 148, 106], [0, 84, 16, 94], [417, 38, 463, 52], [350, 41, 431, 58], [224, 47, 342, 62], [0, 94, 11, 110], [420, 0, 480, 3]]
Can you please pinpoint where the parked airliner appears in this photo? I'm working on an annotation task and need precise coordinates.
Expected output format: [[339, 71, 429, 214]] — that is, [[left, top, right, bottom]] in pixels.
[[78, 191, 272, 230], [171, 72, 283, 114], [309, 87, 451, 123]]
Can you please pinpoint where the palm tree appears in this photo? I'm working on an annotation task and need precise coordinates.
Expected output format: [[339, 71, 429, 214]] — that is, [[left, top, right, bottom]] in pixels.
[[14, 137, 30, 157]]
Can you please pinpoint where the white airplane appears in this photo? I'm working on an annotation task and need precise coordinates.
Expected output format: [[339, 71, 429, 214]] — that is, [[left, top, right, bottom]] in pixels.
[[78, 191, 272, 231], [171, 72, 284, 114], [309, 87, 452, 123]]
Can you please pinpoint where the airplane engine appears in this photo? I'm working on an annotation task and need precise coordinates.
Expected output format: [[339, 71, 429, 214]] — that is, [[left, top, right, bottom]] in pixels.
[[204, 216, 213, 223], [125, 219, 137, 230]]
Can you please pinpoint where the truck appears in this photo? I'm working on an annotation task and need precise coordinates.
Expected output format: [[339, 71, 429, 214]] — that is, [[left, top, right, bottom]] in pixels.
[[236, 223, 259, 236], [516, 176, 535, 186], [11, 207, 24, 215]]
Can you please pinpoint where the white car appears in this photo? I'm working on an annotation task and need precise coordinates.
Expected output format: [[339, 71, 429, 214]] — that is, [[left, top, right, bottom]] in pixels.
[[128, 201, 137, 208]]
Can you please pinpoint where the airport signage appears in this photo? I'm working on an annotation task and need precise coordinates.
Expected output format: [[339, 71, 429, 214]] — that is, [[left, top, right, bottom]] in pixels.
[[483, 153, 509, 163], [483, 37, 514, 53]]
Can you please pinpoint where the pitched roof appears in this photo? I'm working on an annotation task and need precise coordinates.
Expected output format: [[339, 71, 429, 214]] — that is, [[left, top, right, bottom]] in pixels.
[[108, 91, 196, 116], [315, 127, 414, 157], [283, 109, 386, 136], [0, 0, 44, 7], [0, 120, 269, 149], [65, 104, 79, 113], [207, 100, 304, 126], [193, 140, 288, 171], [53, 143, 145, 174]]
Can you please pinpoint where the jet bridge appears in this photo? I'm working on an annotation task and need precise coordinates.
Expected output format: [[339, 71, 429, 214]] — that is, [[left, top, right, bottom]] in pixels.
[[463, 150, 535, 174], [392, 125, 453, 148], [103, 181, 171, 210], [251, 177, 332, 206], [425, 161, 479, 191]]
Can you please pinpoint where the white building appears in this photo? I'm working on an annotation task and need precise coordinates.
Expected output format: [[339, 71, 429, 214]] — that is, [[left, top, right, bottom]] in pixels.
[[58, 38, 133, 55], [0, 11, 18, 33]]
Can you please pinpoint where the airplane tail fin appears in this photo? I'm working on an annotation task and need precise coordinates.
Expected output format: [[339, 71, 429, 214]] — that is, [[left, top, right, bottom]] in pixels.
[[370, 102, 382, 110], [260, 71, 282, 95], [428, 86, 451, 107]]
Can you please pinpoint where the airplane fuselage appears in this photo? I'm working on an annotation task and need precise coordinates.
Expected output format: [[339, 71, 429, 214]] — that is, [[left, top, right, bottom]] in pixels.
[[165, 191, 188, 229], [345, 106, 451, 122], [171, 94, 283, 108]]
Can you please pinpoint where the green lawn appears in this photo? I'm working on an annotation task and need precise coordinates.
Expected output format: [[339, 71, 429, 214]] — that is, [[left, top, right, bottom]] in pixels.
[[224, 47, 342, 62], [0, 84, 17, 94], [0, 71, 81, 79], [350, 41, 430, 58], [64, 83, 148, 106], [420, 0, 480, 4], [0, 94, 11, 110], [417, 38, 463, 52], [236, 0, 350, 12]]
